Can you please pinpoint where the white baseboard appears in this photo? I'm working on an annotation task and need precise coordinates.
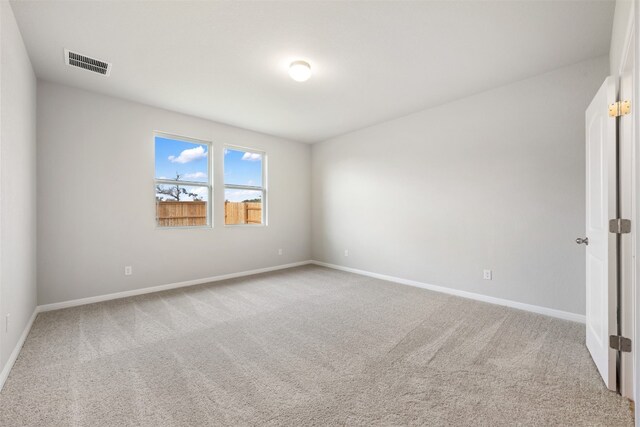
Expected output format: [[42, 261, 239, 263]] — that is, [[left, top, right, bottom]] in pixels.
[[310, 260, 585, 324], [38, 260, 313, 312], [0, 307, 38, 391]]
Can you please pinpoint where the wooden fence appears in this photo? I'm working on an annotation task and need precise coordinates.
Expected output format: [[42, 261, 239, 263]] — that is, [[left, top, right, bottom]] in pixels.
[[156, 201, 262, 226], [225, 202, 262, 225], [156, 201, 207, 227]]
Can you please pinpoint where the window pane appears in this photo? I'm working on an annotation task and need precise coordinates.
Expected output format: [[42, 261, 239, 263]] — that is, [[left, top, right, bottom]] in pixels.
[[224, 189, 262, 225], [224, 148, 262, 187], [155, 136, 208, 183], [156, 184, 208, 227]]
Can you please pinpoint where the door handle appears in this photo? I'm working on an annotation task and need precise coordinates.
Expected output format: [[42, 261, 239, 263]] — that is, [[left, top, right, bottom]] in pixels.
[[576, 237, 589, 245]]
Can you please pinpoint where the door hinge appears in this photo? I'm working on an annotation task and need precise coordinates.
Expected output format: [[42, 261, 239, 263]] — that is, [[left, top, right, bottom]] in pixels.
[[609, 218, 632, 234], [609, 100, 631, 117], [610, 335, 632, 352]]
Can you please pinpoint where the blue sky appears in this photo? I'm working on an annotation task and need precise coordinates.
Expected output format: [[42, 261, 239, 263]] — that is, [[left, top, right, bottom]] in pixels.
[[155, 136, 209, 182], [155, 136, 263, 202], [223, 148, 262, 187]]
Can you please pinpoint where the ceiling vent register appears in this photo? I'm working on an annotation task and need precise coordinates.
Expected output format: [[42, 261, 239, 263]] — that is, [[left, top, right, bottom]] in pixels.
[[64, 49, 111, 76]]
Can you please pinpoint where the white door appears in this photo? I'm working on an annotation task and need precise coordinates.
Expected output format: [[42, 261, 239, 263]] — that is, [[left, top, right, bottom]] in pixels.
[[584, 76, 617, 390]]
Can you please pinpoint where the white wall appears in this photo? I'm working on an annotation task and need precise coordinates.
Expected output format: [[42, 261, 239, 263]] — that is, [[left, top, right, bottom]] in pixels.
[[0, 0, 37, 370], [311, 56, 608, 316], [37, 82, 310, 305]]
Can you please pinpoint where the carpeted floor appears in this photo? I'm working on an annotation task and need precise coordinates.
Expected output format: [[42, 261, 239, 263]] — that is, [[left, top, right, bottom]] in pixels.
[[0, 265, 634, 426]]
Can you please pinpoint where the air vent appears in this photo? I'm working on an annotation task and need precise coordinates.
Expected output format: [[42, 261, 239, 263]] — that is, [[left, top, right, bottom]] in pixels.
[[64, 49, 111, 76]]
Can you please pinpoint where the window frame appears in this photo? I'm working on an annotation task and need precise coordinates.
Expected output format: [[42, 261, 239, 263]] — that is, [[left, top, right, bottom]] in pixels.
[[154, 131, 213, 229], [223, 145, 267, 227]]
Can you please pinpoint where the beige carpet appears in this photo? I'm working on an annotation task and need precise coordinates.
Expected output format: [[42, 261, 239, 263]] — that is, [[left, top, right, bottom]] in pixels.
[[0, 265, 633, 426]]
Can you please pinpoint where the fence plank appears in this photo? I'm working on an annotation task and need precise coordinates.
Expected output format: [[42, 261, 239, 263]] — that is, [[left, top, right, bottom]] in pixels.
[[224, 201, 262, 225], [157, 201, 207, 227], [157, 201, 263, 226]]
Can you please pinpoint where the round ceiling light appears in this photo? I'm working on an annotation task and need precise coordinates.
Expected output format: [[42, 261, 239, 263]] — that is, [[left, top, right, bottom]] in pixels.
[[289, 60, 312, 82]]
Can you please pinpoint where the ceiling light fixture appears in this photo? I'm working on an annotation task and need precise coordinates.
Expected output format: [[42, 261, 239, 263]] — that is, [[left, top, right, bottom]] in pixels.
[[289, 60, 312, 82]]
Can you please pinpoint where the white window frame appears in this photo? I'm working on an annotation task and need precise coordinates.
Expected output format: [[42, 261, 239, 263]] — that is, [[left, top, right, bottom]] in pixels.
[[154, 132, 213, 229], [224, 145, 267, 226]]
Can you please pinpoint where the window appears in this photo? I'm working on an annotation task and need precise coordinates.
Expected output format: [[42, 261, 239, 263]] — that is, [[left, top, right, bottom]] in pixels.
[[155, 133, 211, 228], [224, 147, 266, 225]]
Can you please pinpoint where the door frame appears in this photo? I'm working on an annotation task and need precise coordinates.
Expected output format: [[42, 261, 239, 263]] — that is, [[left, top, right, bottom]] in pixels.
[[597, 8, 636, 398], [617, 13, 635, 399], [628, 0, 640, 416], [632, 0, 640, 418]]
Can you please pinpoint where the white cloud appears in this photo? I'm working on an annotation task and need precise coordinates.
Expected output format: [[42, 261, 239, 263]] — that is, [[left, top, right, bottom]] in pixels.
[[241, 152, 261, 161], [225, 189, 261, 202], [190, 187, 208, 199], [168, 146, 207, 164], [156, 184, 208, 202], [176, 187, 208, 202], [183, 171, 207, 180]]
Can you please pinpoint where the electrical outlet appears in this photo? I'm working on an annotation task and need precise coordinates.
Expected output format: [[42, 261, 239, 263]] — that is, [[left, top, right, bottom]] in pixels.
[[483, 269, 492, 280], [125, 266, 133, 276], [278, 248, 283, 255], [344, 249, 349, 257]]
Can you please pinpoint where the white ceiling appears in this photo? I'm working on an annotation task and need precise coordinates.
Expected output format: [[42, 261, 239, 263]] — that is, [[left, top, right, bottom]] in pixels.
[[11, 1, 614, 143]]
